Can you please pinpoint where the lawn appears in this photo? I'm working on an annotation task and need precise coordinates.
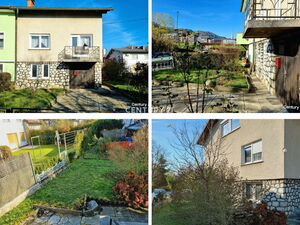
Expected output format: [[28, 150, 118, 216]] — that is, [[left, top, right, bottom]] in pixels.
[[0, 88, 64, 109], [153, 69, 248, 89], [153, 203, 185, 225], [0, 159, 117, 225]]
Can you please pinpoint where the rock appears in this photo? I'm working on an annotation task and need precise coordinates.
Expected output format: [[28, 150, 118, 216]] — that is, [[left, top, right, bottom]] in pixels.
[[87, 200, 99, 211]]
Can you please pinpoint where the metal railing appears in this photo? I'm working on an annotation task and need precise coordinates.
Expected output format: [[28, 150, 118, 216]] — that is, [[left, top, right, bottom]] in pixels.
[[58, 46, 100, 61], [245, 0, 300, 24]]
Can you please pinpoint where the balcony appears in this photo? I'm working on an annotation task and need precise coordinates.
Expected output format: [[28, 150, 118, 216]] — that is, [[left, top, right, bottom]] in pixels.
[[243, 0, 300, 38], [58, 46, 100, 62]]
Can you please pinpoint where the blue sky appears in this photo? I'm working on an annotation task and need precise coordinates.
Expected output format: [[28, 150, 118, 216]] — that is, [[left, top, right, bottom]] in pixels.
[[152, 119, 207, 168], [153, 0, 244, 38], [1, 0, 148, 50]]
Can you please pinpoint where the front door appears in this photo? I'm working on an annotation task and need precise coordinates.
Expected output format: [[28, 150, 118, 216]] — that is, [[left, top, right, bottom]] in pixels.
[[69, 66, 95, 89]]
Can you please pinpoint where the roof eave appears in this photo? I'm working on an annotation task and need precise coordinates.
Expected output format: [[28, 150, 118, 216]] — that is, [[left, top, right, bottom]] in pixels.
[[197, 119, 219, 145]]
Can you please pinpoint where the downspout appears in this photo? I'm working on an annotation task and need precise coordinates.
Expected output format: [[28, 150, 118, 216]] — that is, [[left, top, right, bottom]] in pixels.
[[14, 8, 18, 82]]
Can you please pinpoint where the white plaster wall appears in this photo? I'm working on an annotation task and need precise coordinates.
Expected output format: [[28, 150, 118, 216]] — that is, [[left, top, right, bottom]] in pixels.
[[0, 120, 28, 149]]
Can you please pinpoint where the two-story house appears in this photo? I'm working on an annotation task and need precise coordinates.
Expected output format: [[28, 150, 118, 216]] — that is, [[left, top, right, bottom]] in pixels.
[[106, 46, 148, 72], [0, 8, 16, 80], [1, 0, 112, 89], [241, 0, 300, 107], [0, 120, 28, 150], [198, 119, 300, 215]]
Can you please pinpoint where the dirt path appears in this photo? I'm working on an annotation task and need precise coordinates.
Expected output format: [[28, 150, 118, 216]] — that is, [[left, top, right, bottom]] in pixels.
[[44, 86, 133, 113]]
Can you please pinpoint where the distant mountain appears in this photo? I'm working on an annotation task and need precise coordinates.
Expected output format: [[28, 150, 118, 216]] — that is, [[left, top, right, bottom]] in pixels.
[[193, 30, 227, 40]]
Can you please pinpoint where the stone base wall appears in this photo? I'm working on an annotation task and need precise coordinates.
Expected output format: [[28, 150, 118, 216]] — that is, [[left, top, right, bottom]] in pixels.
[[16, 61, 102, 89], [250, 179, 300, 215], [255, 39, 277, 95]]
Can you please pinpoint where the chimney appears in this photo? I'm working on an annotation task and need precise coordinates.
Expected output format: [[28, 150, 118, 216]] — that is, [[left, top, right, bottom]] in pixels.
[[27, 0, 35, 7]]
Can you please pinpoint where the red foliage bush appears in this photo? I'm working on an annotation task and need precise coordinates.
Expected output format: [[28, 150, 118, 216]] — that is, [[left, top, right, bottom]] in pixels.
[[105, 142, 134, 150], [113, 170, 148, 208], [234, 201, 287, 225]]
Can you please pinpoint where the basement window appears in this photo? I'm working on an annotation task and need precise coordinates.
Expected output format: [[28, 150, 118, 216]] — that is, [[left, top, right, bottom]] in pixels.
[[0, 32, 4, 48], [30, 34, 50, 49], [246, 183, 263, 201], [31, 64, 50, 79]]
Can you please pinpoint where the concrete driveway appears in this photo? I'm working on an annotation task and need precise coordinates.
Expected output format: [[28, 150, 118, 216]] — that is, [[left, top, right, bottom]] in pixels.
[[44, 86, 133, 113]]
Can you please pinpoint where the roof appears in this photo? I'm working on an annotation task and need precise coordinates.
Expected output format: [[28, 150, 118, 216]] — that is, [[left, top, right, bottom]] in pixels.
[[106, 46, 148, 59], [197, 119, 219, 145], [240, 0, 247, 12], [0, 6, 112, 14]]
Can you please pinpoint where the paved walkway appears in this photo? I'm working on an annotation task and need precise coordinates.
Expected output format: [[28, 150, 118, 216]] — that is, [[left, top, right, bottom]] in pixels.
[[152, 75, 286, 113], [44, 86, 133, 113], [25, 207, 148, 225]]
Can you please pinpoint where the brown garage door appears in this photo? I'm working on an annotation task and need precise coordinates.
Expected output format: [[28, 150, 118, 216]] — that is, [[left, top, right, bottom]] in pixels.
[[70, 67, 95, 89]]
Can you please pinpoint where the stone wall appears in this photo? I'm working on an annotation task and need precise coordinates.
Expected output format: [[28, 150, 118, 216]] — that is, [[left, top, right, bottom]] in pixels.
[[16, 62, 70, 89], [255, 39, 277, 95], [249, 179, 300, 215], [16, 61, 103, 89]]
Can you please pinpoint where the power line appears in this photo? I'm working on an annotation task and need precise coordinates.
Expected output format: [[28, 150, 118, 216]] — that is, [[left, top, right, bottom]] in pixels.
[[103, 17, 147, 25]]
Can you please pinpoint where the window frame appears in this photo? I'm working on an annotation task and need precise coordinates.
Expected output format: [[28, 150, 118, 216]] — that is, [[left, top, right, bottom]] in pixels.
[[30, 64, 50, 79], [0, 63, 4, 73], [0, 31, 4, 49], [242, 140, 263, 165], [245, 183, 263, 201], [29, 34, 51, 49], [70, 34, 93, 47], [221, 119, 240, 137]]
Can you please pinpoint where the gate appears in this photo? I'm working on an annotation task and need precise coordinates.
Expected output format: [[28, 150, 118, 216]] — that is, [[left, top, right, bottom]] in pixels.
[[69, 67, 95, 89]]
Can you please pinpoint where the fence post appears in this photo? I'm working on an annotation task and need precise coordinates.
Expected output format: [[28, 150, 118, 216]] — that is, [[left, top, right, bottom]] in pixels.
[[64, 133, 67, 153], [56, 131, 61, 157], [28, 152, 37, 184]]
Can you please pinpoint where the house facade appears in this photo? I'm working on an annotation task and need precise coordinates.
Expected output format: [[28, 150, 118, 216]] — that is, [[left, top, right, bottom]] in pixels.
[[198, 119, 300, 215], [0, 120, 28, 150], [106, 46, 148, 72], [241, 0, 300, 106], [0, 8, 16, 80]]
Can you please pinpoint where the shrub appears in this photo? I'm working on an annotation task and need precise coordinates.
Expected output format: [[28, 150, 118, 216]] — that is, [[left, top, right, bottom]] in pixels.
[[0, 72, 13, 92], [34, 156, 61, 174], [113, 170, 148, 208], [0, 146, 12, 160], [68, 152, 76, 163], [81, 120, 124, 153], [74, 131, 85, 158], [102, 59, 128, 81], [233, 201, 287, 225]]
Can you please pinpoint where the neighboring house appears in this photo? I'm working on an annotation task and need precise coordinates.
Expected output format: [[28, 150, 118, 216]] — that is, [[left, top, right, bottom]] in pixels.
[[0, 0, 112, 89], [198, 119, 300, 215], [241, 0, 300, 106], [152, 52, 174, 71], [106, 46, 148, 72], [24, 119, 45, 130], [0, 8, 16, 80], [0, 120, 28, 150]]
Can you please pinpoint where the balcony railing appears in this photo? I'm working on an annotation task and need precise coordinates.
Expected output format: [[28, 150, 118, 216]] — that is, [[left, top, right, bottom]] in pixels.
[[245, 0, 300, 24], [58, 46, 100, 62]]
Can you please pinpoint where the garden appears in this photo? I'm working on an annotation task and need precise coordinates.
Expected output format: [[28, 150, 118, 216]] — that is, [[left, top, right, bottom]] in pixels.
[[0, 119, 148, 225]]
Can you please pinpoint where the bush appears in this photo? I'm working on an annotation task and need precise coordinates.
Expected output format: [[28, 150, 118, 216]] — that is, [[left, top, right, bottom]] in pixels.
[[113, 170, 148, 208], [74, 131, 85, 158], [81, 120, 124, 153], [68, 152, 76, 163], [0, 146, 12, 160], [102, 59, 128, 81], [233, 201, 287, 225], [0, 72, 13, 92], [34, 156, 61, 174]]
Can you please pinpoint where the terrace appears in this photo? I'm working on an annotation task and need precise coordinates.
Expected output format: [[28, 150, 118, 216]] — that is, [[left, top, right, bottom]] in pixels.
[[58, 46, 100, 62]]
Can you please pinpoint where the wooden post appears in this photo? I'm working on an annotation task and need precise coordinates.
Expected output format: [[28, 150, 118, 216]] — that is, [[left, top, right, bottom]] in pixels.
[[56, 131, 61, 157]]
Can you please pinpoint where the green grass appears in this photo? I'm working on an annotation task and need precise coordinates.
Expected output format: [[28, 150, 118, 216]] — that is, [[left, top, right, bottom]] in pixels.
[[0, 88, 64, 109], [153, 203, 185, 225], [153, 69, 248, 89], [12, 145, 59, 163], [106, 81, 147, 94], [0, 159, 117, 225]]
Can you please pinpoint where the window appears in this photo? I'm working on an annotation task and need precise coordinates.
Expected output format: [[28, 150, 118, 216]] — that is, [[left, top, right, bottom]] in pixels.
[[31, 64, 50, 79], [20, 132, 26, 142], [0, 32, 4, 48], [242, 140, 263, 164], [30, 34, 50, 49], [0, 63, 3, 73], [221, 119, 240, 136], [245, 183, 263, 201], [71, 35, 92, 47]]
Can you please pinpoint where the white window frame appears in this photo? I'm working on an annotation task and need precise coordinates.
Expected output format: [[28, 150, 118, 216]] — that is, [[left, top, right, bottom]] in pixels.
[[29, 34, 50, 49], [221, 119, 240, 137], [0, 63, 4, 73], [242, 140, 263, 165], [30, 64, 50, 79], [70, 34, 93, 47], [0, 31, 4, 49], [245, 183, 263, 201]]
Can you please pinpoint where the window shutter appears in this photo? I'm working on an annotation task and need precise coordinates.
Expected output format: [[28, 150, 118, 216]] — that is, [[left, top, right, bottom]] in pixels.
[[252, 140, 262, 154]]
